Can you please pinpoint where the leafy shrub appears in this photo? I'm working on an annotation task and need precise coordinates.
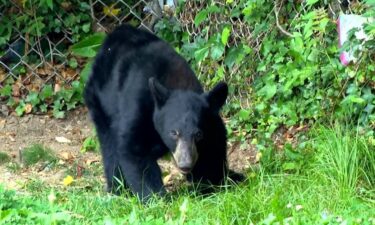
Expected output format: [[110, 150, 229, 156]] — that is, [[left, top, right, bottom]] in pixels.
[[155, 0, 375, 145]]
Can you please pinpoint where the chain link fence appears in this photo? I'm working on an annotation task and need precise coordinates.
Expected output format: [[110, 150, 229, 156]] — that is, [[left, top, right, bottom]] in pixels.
[[0, 0, 350, 107], [0, 0, 171, 99]]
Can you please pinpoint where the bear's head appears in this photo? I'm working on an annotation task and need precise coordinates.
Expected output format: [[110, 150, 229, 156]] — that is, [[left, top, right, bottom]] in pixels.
[[149, 77, 228, 174]]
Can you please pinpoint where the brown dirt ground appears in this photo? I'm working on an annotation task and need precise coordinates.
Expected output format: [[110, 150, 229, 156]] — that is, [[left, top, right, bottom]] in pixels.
[[0, 107, 256, 192]]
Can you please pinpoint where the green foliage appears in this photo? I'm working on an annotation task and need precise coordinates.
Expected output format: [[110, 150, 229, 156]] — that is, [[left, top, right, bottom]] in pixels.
[[0, 0, 94, 118], [155, 0, 375, 146], [0, 81, 86, 118], [0, 0, 92, 48], [71, 33, 106, 58], [0, 152, 10, 165], [0, 186, 71, 224], [81, 130, 100, 153], [313, 125, 375, 193], [21, 144, 56, 167]]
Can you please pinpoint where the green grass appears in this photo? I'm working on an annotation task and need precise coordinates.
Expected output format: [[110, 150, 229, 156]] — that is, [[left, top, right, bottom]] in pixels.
[[312, 125, 375, 198], [0, 152, 10, 165], [1, 126, 374, 224], [21, 144, 56, 167]]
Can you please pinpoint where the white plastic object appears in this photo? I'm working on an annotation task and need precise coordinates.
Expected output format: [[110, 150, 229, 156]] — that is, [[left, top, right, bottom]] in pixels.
[[338, 14, 371, 66]]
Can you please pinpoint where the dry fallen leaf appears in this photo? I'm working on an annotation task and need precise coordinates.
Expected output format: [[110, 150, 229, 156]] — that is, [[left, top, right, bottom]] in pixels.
[[6, 132, 16, 142], [60, 152, 74, 161], [55, 136, 72, 143], [24, 104, 33, 114], [85, 158, 99, 165], [0, 119, 6, 129], [12, 83, 21, 97], [54, 83, 61, 93], [61, 68, 77, 79]]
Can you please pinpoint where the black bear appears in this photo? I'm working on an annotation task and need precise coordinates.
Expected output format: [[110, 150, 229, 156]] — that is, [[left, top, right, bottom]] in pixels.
[[84, 24, 243, 201]]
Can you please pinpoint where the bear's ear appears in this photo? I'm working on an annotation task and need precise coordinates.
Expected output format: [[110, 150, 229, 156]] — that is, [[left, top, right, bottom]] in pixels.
[[205, 82, 228, 112], [149, 77, 170, 108]]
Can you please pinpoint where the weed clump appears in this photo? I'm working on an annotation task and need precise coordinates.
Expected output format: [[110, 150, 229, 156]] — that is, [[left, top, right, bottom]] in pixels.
[[0, 152, 10, 165], [21, 144, 56, 167]]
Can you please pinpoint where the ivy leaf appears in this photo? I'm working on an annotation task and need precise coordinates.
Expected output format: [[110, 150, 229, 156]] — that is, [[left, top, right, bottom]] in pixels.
[[0, 84, 12, 97], [242, 5, 254, 17], [46, 0, 53, 9], [210, 43, 225, 60], [194, 46, 209, 62], [82, 23, 91, 33], [71, 33, 106, 57], [68, 58, 78, 69], [53, 110, 65, 119], [39, 104, 48, 113], [290, 36, 304, 53], [40, 85, 53, 100], [238, 109, 251, 120], [15, 101, 26, 116], [258, 83, 277, 100], [80, 60, 93, 84], [40, 0, 53, 9], [25, 92, 40, 106], [221, 27, 231, 45], [306, 0, 319, 6], [194, 10, 208, 27], [67, 102, 77, 111], [224, 47, 240, 69]]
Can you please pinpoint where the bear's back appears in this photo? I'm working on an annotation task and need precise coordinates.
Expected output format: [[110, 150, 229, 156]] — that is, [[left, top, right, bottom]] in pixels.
[[89, 24, 202, 91], [86, 24, 203, 119]]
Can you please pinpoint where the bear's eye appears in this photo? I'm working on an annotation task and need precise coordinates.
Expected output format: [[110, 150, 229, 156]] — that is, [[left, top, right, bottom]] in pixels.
[[194, 130, 203, 141], [169, 130, 179, 139]]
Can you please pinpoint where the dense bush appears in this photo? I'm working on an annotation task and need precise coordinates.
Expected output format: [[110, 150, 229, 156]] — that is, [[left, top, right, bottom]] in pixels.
[[155, 0, 375, 145]]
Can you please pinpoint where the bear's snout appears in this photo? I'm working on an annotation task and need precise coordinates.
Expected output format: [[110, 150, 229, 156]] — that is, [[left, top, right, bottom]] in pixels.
[[173, 139, 198, 174]]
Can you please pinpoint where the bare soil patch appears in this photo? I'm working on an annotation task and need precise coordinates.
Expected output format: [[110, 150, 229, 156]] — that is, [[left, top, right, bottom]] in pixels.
[[0, 107, 256, 192]]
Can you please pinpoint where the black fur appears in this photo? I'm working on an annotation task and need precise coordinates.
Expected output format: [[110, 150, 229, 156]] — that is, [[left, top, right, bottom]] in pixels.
[[84, 24, 243, 201]]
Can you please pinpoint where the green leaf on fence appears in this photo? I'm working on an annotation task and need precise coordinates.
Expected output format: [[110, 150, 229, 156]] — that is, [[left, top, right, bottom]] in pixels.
[[80, 60, 94, 83], [46, 0, 53, 9], [0, 84, 12, 97], [40, 85, 53, 100], [71, 33, 106, 58], [221, 27, 231, 45], [194, 10, 208, 27], [210, 43, 225, 60], [26, 92, 40, 106], [15, 101, 26, 116], [238, 109, 251, 120], [306, 0, 319, 6], [194, 46, 209, 62]]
